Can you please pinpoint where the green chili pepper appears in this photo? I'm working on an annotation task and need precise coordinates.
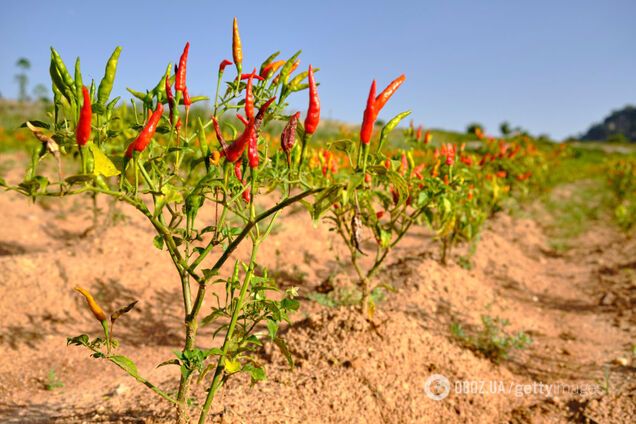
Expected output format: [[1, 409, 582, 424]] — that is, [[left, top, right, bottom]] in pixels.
[[89, 79, 96, 101], [289, 68, 314, 90], [277, 50, 302, 87], [377, 110, 411, 154], [97, 46, 122, 106], [74, 57, 83, 107], [49, 59, 72, 103], [50, 47, 74, 89], [150, 63, 172, 103]]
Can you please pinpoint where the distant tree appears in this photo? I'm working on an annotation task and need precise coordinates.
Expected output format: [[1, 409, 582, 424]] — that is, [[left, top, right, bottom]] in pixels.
[[466, 123, 484, 136], [500, 121, 511, 136], [15, 58, 31, 101]]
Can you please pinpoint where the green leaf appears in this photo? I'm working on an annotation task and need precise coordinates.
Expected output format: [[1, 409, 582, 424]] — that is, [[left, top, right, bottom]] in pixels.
[[153, 235, 164, 250], [266, 319, 278, 340], [156, 359, 180, 368], [65, 174, 94, 185], [109, 355, 140, 378], [67, 334, 89, 347], [274, 337, 294, 367], [281, 298, 300, 312], [87, 142, 120, 177], [243, 364, 266, 383], [20, 120, 50, 129]]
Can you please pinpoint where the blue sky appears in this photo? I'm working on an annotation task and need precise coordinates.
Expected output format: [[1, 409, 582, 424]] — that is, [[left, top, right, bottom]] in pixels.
[[1, 0, 635, 139]]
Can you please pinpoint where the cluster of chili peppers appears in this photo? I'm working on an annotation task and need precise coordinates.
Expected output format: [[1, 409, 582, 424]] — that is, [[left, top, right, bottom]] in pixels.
[[360, 75, 406, 145]]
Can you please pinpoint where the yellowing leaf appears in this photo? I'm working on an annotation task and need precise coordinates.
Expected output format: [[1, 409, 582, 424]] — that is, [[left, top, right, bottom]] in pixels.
[[87, 142, 120, 177]]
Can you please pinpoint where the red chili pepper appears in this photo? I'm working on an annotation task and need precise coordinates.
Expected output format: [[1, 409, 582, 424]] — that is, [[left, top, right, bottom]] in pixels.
[[236, 114, 249, 126], [234, 161, 243, 180], [360, 80, 377, 145], [374, 74, 405, 112], [175, 42, 190, 92], [183, 86, 192, 108], [211, 116, 229, 153], [219, 59, 233, 74], [281, 112, 300, 165], [240, 73, 264, 81], [364, 173, 372, 184], [416, 126, 422, 141], [125, 103, 164, 158], [247, 97, 275, 169], [76, 86, 92, 147], [384, 157, 391, 169], [496, 170, 507, 178], [304, 65, 320, 135], [376, 210, 384, 219], [224, 121, 255, 163], [234, 162, 251, 203], [424, 130, 432, 144]]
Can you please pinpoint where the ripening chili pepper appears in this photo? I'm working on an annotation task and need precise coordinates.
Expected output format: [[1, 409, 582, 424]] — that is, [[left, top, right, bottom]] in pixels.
[[281, 112, 300, 165], [374, 74, 405, 113], [391, 186, 399, 205], [424, 130, 432, 144], [165, 71, 179, 126], [260, 60, 285, 79], [210, 150, 221, 165], [460, 155, 473, 166], [245, 71, 255, 120], [384, 157, 391, 169], [496, 170, 507, 178], [175, 42, 190, 92], [364, 173, 372, 184], [416, 126, 422, 141], [443, 174, 449, 185], [399, 152, 408, 175], [219, 59, 233, 74], [74, 286, 108, 322], [232, 17, 243, 72], [76, 86, 92, 147], [304, 65, 320, 135], [376, 210, 385, 219], [125, 103, 164, 158], [360, 80, 377, 145]]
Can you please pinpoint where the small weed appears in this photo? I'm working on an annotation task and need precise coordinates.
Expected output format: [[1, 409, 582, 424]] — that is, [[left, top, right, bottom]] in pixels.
[[44, 369, 64, 391], [451, 315, 532, 363], [308, 286, 385, 308]]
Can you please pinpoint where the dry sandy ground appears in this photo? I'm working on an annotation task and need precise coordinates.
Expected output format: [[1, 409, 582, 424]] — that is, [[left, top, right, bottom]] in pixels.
[[0, 155, 634, 423]]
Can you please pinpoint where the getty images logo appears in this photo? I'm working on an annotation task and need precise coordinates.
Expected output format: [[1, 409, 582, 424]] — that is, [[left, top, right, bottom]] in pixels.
[[423, 374, 451, 401]]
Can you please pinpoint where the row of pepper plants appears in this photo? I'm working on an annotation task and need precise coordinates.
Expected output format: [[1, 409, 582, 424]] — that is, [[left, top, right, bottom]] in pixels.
[[0, 18, 553, 423]]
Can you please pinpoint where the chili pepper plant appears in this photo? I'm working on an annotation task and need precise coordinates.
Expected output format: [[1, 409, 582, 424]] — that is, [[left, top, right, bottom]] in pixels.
[[1, 20, 332, 424]]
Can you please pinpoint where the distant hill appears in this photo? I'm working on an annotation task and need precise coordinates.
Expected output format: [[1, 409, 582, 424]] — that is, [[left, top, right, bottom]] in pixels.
[[579, 105, 636, 142]]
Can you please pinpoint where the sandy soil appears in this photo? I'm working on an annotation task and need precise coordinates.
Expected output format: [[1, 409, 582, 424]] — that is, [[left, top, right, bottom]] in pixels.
[[0, 155, 634, 423]]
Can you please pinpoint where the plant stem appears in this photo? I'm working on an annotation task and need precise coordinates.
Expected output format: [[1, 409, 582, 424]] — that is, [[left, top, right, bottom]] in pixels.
[[198, 241, 260, 424]]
